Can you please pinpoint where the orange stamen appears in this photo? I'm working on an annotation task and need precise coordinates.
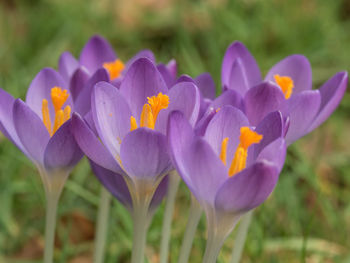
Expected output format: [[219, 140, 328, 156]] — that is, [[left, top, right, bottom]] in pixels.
[[130, 116, 138, 131], [274, 74, 294, 99], [42, 99, 52, 136], [219, 137, 229, 165], [103, 59, 125, 80]]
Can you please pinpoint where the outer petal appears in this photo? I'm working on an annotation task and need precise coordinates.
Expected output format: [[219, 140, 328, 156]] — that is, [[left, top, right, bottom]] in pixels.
[[204, 106, 249, 165], [58, 51, 79, 82], [176, 75, 194, 83], [120, 128, 171, 180], [124, 49, 156, 74], [155, 82, 201, 134], [43, 119, 83, 171], [265, 55, 312, 93], [150, 175, 169, 210], [226, 58, 250, 96], [26, 68, 70, 119], [257, 138, 286, 173], [13, 99, 50, 164], [157, 64, 176, 89], [90, 160, 132, 209], [69, 67, 90, 101], [215, 161, 279, 214], [74, 68, 109, 116], [244, 82, 285, 126], [221, 41, 261, 91], [211, 89, 244, 112], [282, 90, 321, 145], [71, 113, 122, 173], [79, 35, 117, 74], [308, 72, 348, 132], [195, 73, 216, 100], [166, 59, 177, 79], [119, 58, 167, 120], [92, 81, 132, 157]]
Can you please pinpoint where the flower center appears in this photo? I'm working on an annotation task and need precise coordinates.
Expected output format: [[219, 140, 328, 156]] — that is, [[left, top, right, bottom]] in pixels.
[[103, 59, 125, 80], [274, 74, 294, 99], [130, 92, 170, 131], [41, 87, 71, 137], [220, 127, 263, 177]]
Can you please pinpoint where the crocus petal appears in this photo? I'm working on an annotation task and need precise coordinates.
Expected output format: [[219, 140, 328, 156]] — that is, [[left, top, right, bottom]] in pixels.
[[69, 67, 91, 101], [92, 81, 132, 157], [215, 161, 279, 214], [90, 160, 132, 209], [74, 68, 109, 116], [282, 90, 321, 145], [211, 89, 244, 112], [204, 106, 249, 164], [150, 175, 169, 210], [221, 41, 261, 90], [195, 73, 216, 100], [226, 58, 250, 96], [265, 55, 312, 93], [155, 82, 201, 134], [176, 75, 194, 83], [124, 49, 156, 74], [308, 72, 348, 132], [166, 59, 177, 79], [79, 35, 117, 74], [0, 88, 26, 152], [71, 113, 122, 173], [43, 119, 83, 171], [120, 128, 171, 180], [157, 64, 176, 89], [244, 82, 285, 126], [257, 138, 286, 173], [119, 58, 168, 120], [13, 99, 50, 164], [26, 68, 70, 119], [58, 51, 79, 82]]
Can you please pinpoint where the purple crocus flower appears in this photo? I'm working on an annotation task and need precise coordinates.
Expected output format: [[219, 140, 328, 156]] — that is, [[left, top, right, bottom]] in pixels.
[[0, 68, 83, 194], [168, 106, 286, 262], [221, 41, 348, 145]]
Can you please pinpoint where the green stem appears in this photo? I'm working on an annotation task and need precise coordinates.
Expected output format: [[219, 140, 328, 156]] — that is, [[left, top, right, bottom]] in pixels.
[[43, 194, 59, 263], [131, 203, 149, 263], [177, 197, 202, 263], [202, 230, 225, 263], [160, 172, 181, 263], [230, 211, 253, 263], [93, 187, 112, 263]]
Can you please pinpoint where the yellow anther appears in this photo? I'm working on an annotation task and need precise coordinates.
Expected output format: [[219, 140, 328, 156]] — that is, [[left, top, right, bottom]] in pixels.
[[130, 116, 138, 131], [274, 74, 294, 99], [52, 109, 64, 135], [228, 127, 263, 177], [42, 99, 52, 136], [63, 106, 71, 123], [103, 59, 125, 80], [219, 137, 229, 165], [51, 87, 69, 112], [147, 93, 170, 121], [140, 104, 155, 129]]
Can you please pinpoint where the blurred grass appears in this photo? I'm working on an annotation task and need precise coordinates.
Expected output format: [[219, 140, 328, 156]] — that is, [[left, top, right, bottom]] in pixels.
[[0, 0, 350, 262]]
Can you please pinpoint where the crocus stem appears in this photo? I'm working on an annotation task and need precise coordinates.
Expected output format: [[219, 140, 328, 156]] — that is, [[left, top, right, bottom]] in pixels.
[[131, 203, 149, 263], [93, 187, 112, 263], [177, 197, 202, 263], [202, 231, 225, 263], [230, 211, 253, 263], [160, 172, 181, 263], [43, 193, 60, 263]]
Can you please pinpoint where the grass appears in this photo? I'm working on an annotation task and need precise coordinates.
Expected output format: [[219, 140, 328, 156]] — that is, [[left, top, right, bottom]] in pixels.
[[0, 0, 350, 262]]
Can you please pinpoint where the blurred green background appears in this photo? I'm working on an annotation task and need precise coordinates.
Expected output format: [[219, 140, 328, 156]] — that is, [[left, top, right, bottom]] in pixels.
[[0, 0, 350, 262]]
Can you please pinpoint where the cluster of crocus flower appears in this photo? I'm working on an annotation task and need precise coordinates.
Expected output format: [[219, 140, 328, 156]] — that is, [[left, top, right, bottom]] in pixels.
[[0, 35, 347, 263]]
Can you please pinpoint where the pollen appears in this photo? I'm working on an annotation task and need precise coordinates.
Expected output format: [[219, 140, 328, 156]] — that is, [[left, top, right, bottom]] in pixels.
[[130, 116, 138, 131], [147, 93, 170, 121], [219, 137, 229, 165], [42, 87, 71, 137], [103, 59, 125, 80], [228, 127, 263, 177], [274, 74, 294, 99]]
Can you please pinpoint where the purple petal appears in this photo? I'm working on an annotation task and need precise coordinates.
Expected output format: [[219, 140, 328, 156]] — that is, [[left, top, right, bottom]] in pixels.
[[221, 41, 261, 91], [204, 106, 249, 165], [124, 49, 156, 74], [119, 58, 167, 119], [26, 68, 70, 119], [71, 112, 122, 173], [195, 73, 216, 100], [244, 82, 285, 126], [92, 81, 132, 157], [226, 58, 250, 96], [282, 90, 321, 145], [150, 175, 169, 210], [120, 128, 171, 180], [215, 161, 279, 214], [308, 72, 348, 132], [58, 51, 79, 82], [265, 55, 312, 93], [90, 160, 132, 209], [79, 35, 117, 74], [194, 107, 217, 136], [13, 99, 50, 164], [155, 82, 201, 134], [211, 89, 244, 112], [176, 75, 194, 83], [166, 59, 177, 79], [74, 68, 109, 116], [43, 119, 83, 170], [157, 64, 176, 89], [257, 138, 286, 173], [69, 67, 91, 101]]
